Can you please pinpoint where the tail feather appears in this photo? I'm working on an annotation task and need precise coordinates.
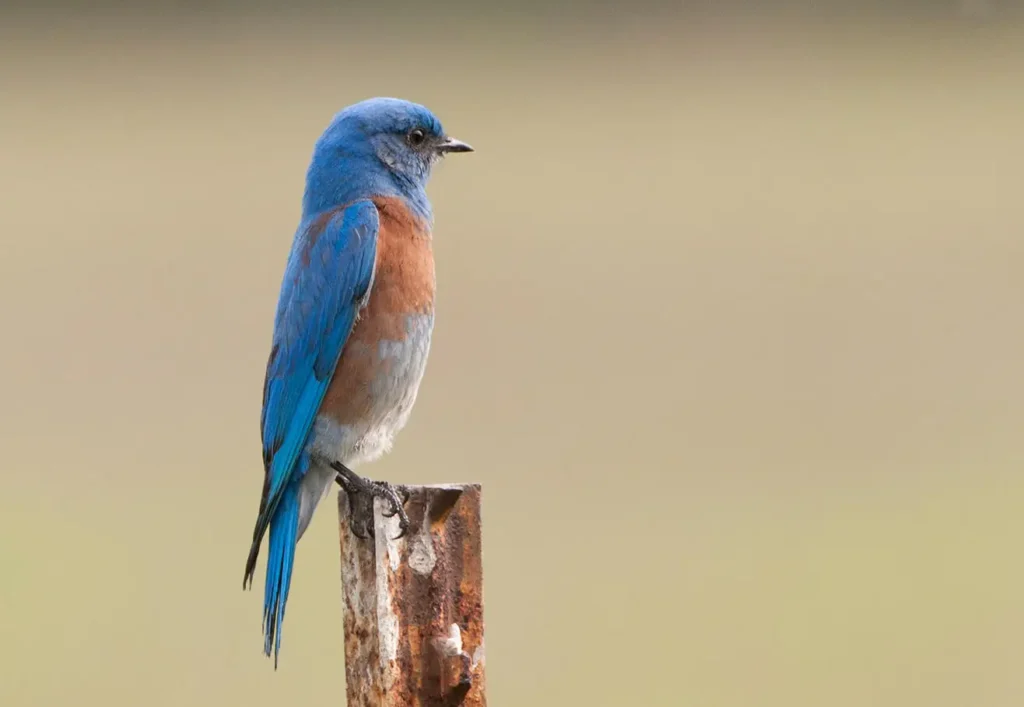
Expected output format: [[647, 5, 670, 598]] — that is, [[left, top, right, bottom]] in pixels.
[[244, 452, 315, 667], [262, 479, 301, 667]]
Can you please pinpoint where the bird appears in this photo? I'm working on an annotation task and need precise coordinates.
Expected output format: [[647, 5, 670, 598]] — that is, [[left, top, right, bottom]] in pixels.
[[242, 97, 473, 667]]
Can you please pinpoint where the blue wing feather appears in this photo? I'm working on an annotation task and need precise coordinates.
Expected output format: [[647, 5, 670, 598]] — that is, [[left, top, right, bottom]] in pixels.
[[244, 200, 379, 587]]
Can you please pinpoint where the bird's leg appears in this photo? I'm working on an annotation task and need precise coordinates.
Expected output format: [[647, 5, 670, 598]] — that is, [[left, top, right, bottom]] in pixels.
[[332, 461, 410, 540]]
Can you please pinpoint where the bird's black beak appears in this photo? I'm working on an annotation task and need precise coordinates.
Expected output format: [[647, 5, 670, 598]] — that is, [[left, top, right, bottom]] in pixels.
[[437, 137, 474, 154]]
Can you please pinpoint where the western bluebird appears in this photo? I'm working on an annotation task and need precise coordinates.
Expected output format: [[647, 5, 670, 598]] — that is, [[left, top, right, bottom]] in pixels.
[[242, 97, 473, 666]]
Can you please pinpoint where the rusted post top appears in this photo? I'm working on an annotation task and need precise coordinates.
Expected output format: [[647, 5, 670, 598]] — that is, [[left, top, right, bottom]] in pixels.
[[338, 484, 486, 707]]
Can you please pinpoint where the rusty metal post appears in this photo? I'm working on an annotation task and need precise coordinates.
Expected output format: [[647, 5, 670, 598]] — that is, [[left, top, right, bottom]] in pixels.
[[338, 484, 486, 706]]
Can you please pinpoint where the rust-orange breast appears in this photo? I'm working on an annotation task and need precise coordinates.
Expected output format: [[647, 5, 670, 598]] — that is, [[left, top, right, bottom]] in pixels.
[[318, 197, 435, 427]]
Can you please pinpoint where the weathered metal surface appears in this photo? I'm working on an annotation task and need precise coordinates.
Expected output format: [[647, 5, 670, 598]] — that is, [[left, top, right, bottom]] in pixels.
[[338, 484, 486, 706]]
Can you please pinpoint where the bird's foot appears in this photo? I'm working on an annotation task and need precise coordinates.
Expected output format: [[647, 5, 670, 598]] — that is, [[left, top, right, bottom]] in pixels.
[[332, 461, 410, 540]]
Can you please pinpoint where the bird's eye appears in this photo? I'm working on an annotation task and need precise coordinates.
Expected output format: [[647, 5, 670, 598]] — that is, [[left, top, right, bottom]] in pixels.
[[407, 128, 427, 147]]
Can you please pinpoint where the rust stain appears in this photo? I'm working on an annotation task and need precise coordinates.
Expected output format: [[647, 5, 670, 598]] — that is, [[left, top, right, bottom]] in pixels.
[[338, 485, 487, 706]]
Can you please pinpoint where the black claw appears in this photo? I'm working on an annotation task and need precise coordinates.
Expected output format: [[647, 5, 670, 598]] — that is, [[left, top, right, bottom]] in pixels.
[[332, 463, 410, 540], [361, 515, 375, 539], [374, 481, 410, 539], [351, 521, 370, 540], [343, 488, 372, 539]]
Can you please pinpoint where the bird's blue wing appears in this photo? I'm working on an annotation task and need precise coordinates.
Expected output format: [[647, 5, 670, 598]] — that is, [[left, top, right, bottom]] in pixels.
[[244, 200, 378, 586]]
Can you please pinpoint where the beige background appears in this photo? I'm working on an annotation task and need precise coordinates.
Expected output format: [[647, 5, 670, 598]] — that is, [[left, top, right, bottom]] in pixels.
[[2, 9, 1023, 706]]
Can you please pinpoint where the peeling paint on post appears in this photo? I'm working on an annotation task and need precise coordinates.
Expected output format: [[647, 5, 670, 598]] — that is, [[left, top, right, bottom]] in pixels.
[[338, 484, 486, 707]]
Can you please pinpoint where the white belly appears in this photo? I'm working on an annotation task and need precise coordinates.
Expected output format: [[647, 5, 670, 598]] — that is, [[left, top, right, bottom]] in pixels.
[[308, 312, 433, 467]]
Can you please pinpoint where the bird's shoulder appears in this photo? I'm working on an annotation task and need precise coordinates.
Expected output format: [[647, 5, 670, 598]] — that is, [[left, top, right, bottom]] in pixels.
[[296, 201, 377, 260]]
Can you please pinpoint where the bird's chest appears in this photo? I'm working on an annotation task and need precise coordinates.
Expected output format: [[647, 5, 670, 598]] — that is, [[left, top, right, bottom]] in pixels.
[[319, 209, 436, 429]]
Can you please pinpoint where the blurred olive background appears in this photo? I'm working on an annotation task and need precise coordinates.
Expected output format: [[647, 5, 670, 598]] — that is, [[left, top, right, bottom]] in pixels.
[[2, 2, 1024, 705]]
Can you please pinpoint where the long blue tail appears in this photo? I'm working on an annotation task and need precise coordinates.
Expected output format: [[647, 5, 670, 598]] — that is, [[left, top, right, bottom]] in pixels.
[[262, 478, 301, 667]]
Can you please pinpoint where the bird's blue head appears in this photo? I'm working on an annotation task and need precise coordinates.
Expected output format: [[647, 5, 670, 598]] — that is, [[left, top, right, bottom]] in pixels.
[[302, 97, 473, 221]]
